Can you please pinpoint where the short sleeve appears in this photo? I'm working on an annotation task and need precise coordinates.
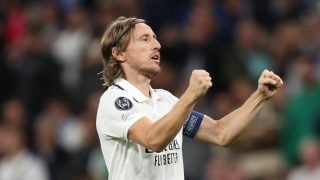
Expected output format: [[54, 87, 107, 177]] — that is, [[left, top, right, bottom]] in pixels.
[[96, 91, 146, 140]]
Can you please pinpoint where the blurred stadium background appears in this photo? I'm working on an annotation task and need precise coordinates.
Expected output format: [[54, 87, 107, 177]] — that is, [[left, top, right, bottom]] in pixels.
[[0, 0, 320, 179]]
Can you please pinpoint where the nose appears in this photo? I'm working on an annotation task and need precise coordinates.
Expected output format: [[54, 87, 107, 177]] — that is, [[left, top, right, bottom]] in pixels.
[[153, 38, 161, 50]]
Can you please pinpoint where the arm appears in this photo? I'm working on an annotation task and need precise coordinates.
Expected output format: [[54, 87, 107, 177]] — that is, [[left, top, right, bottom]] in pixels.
[[128, 70, 212, 152], [195, 70, 284, 146]]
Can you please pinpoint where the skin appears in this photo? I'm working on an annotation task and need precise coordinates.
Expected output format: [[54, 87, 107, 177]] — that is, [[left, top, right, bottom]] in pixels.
[[113, 22, 283, 152], [112, 23, 161, 97]]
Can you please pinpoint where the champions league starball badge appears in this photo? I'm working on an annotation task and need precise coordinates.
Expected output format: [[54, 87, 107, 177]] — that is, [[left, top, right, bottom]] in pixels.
[[114, 97, 133, 110]]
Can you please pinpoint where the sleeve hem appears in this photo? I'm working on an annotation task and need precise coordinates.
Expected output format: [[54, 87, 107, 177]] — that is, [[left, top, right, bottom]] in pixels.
[[123, 113, 146, 140]]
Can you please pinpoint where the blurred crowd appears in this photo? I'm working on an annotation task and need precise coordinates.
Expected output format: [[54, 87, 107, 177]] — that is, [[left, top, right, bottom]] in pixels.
[[0, 0, 320, 180]]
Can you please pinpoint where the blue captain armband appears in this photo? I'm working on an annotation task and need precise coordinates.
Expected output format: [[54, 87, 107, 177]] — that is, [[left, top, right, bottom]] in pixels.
[[183, 111, 204, 138]]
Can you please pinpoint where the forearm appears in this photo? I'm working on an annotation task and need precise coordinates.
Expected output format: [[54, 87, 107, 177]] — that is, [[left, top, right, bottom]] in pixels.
[[217, 90, 266, 145], [145, 90, 197, 151], [128, 70, 212, 152], [195, 69, 283, 146]]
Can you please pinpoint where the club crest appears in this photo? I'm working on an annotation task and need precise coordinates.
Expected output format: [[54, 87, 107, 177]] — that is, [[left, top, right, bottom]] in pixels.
[[115, 97, 133, 110]]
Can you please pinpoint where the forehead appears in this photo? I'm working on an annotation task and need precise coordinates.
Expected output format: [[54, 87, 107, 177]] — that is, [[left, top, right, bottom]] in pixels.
[[132, 23, 154, 36]]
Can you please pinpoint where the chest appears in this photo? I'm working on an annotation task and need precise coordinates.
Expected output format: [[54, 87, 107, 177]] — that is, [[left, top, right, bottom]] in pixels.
[[137, 99, 173, 121]]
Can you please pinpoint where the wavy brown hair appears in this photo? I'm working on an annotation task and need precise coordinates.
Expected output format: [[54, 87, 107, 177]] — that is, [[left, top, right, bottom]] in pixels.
[[100, 16, 145, 86]]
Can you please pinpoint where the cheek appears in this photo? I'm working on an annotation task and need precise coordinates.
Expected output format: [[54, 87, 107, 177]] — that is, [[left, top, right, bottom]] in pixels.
[[128, 49, 149, 61]]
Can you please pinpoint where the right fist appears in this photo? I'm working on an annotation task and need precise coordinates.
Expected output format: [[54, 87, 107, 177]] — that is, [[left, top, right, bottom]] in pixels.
[[187, 70, 212, 99]]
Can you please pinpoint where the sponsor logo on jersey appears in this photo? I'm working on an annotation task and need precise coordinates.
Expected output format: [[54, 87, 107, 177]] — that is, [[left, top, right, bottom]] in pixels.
[[145, 139, 181, 166]]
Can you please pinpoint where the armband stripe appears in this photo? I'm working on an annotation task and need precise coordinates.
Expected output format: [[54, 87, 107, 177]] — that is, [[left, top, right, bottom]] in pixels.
[[183, 111, 204, 138]]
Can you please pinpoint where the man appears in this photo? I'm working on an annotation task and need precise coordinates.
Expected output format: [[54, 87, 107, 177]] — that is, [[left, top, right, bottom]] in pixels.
[[0, 124, 49, 180], [96, 16, 283, 180]]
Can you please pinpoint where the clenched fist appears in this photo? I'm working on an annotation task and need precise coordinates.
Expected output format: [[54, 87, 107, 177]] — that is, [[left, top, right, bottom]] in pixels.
[[187, 70, 212, 100], [258, 69, 283, 99]]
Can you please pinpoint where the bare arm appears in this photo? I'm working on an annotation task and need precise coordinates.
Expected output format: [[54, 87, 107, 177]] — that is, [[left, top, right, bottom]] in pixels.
[[128, 70, 212, 152], [195, 70, 284, 146]]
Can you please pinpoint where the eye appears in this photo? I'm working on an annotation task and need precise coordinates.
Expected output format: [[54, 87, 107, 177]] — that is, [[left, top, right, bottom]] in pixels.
[[140, 34, 150, 42]]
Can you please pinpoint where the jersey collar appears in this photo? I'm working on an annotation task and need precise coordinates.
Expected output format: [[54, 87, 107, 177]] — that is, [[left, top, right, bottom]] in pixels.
[[114, 78, 160, 103]]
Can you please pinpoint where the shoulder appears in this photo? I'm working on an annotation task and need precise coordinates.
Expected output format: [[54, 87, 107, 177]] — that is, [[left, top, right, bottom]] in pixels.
[[154, 89, 177, 98], [287, 167, 306, 180], [101, 86, 135, 102], [154, 89, 179, 104], [99, 87, 137, 111], [17, 151, 48, 170]]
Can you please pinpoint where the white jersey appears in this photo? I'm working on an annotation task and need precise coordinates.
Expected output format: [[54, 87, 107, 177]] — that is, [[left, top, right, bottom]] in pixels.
[[96, 78, 184, 180]]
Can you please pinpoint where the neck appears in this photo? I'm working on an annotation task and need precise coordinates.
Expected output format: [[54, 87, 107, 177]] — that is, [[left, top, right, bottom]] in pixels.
[[125, 74, 152, 98]]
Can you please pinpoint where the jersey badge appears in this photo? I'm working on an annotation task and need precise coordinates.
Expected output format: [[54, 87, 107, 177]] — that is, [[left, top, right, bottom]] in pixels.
[[115, 97, 133, 110]]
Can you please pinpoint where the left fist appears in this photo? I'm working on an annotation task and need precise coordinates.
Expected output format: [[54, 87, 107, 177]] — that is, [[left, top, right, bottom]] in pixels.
[[258, 69, 284, 99]]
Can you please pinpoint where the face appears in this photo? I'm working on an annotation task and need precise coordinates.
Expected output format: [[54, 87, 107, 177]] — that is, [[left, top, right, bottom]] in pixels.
[[122, 23, 161, 78]]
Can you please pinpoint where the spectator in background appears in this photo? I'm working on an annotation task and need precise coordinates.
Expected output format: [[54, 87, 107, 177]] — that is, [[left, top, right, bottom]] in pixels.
[[34, 110, 68, 180], [0, 60, 16, 104], [281, 53, 320, 165], [0, 98, 34, 147], [78, 38, 105, 111], [52, 6, 91, 106], [6, 24, 62, 120], [213, 0, 247, 42], [68, 90, 105, 179], [268, 21, 301, 78], [178, 2, 224, 94], [211, 17, 273, 94], [40, 97, 82, 154], [203, 154, 246, 180], [288, 138, 320, 180], [33, 91, 102, 179], [37, 1, 61, 52], [180, 3, 218, 75], [226, 19, 273, 82], [0, 123, 49, 180], [4, 0, 27, 45], [87, 147, 108, 180], [298, 8, 320, 83], [270, 0, 306, 22], [0, 98, 26, 128]]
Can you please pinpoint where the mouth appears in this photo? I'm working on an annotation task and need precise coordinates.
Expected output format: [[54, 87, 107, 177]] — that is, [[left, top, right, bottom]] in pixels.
[[150, 53, 160, 62]]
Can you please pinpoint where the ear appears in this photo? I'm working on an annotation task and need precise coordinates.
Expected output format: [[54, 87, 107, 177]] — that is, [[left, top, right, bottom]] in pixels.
[[112, 47, 126, 62]]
